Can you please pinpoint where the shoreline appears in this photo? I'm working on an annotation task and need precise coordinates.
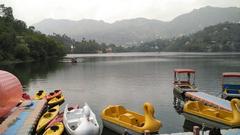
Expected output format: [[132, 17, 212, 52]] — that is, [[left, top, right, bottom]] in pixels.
[[0, 56, 64, 65]]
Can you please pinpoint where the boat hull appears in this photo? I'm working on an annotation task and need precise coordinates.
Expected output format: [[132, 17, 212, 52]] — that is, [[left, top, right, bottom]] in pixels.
[[103, 120, 142, 135], [102, 120, 158, 135], [222, 93, 240, 101], [183, 112, 237, 129], [63, 103, 100, 135], [173, 86, 197, 101], [46, 90, 62, 100]]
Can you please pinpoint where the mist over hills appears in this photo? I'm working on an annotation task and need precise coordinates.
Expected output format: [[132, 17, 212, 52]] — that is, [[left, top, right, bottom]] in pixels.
[[34, 6, 240, 46]]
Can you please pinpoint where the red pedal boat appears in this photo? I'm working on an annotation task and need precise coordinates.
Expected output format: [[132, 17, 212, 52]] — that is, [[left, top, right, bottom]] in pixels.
[[46, 90, 62, 100]]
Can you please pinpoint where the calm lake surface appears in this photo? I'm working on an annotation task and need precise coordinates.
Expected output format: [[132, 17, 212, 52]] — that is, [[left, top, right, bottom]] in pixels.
[[1, 52, 240, 134]]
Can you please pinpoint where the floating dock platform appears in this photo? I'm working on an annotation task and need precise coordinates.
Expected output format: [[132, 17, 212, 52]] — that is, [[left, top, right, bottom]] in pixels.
[[0, 99, 46, 135]]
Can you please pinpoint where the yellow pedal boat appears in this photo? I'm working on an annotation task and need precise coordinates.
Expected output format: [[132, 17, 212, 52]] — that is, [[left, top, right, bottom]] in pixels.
[[34, 90, 47, 100], [183, 99, 240, 128], [48, 94, 64, 106], [101, 102, 162, 135], [43, 122, 64, 135], [36, 105, 60, 133]]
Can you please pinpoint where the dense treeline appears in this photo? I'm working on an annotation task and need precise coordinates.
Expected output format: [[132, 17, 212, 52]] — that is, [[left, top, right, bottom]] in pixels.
[[50, 34, 127, 53], [52, 21, 240, 53], [0, 5, 66, 63], [133, 22, 240, 52]]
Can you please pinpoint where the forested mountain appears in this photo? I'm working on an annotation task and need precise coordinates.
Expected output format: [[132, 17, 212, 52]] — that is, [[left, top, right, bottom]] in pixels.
[[0, 5, 66, 63], [134, 22, 240, 52], [55, 22, 240, 53], [34, 6, 240, 46], [50, 34, 126, 53]]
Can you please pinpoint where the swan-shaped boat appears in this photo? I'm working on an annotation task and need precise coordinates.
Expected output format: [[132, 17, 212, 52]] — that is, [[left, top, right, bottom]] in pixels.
[[183, 98, 240, 128], [101, 102, 162, 135], [63, 103, 100, 135]]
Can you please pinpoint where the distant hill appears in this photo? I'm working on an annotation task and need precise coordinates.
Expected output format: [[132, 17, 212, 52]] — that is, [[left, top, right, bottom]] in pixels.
[[135, 22, 240, 52], [34, 6, 240, 46]]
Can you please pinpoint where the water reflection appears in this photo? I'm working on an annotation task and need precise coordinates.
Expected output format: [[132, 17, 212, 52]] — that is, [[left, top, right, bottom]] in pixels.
[[102, 127, 119, 135], [0, 59, 65, 91]]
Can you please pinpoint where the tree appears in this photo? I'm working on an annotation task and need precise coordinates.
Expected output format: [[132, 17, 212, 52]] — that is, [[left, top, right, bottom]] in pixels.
[[0, 4, 14, 20]]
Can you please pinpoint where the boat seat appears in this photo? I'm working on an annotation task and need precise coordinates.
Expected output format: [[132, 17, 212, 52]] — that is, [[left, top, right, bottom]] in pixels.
[[179, 85, 192, 89], [119, 113, 139, 126], [67, 118, 79, 124], [226, 89, 240, 94], [223, 84, 240, 90], [104, 106, 126, 118]]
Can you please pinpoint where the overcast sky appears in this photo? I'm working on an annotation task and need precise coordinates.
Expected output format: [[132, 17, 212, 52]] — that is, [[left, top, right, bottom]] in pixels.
[[2, 0, 240, 26]]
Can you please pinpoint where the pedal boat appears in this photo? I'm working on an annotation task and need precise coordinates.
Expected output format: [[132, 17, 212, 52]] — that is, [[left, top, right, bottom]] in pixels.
[[48, 94, 64, 106], [46, 112, 63, 129], [36, 105, 60, 133], [63, 103, 100, 135], [46, 90, 62, 100], [221, 72, 240, 100], [101, 102, 162, 135], [173, 69, 197, 101], [43, 122, 64, 135], [183, 99, 240, 129], [34, 90, 47, 100]]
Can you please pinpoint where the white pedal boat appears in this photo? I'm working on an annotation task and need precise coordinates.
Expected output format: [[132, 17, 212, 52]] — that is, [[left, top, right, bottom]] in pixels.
[[63, 103, 100, 135]]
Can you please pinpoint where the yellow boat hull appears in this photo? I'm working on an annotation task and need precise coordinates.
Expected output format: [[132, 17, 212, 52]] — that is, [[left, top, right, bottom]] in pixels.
[[43, 122, 64, 135], [36, 105, 60, 133], [101, 102, 161, 134], [34, 90, 47, 100], [48, 95, 64, 106], [183, 99, 240, 128]]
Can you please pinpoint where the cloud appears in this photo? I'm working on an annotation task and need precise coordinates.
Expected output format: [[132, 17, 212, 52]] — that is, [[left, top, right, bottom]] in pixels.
[[1, 0, 240, 25]]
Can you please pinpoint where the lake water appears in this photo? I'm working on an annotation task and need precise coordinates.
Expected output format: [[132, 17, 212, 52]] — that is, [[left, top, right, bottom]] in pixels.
[[1, 52, 240, 134]]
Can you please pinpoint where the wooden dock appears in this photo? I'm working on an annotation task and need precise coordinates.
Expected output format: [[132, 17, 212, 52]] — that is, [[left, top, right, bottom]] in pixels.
[[0, 99, 46, 135]]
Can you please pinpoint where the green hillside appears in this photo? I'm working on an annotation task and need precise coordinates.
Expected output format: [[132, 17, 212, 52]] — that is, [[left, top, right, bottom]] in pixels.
[[135, 22, 240, 52], [0, 5, 66, 63]]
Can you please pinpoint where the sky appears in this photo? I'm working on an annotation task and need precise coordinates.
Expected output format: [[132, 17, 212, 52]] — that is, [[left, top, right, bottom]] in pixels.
[[1, 0, 240, 26]]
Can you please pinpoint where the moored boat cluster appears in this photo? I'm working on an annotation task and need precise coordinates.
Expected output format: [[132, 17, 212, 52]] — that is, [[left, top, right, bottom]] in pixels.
[[173, 69, 240, 130], [33, 89, 162, 135]]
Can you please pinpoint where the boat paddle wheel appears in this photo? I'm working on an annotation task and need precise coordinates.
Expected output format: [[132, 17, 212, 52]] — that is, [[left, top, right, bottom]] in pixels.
[[173, 95, 191, 114], [173, 96, 184, 114]]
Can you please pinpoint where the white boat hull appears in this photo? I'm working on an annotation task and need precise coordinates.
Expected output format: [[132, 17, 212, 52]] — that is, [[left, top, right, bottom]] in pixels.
[[63, 103, 100, 135]]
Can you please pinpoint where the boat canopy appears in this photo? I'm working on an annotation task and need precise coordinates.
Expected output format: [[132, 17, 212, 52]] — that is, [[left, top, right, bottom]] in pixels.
[[174, 69, 196, 85], [174, 69, 195, 74], [222, 72, 240, 78], [0, 70, 23, 118]]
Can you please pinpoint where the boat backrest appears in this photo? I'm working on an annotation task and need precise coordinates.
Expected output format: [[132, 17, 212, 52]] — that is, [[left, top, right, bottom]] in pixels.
[[104, 105, 126, 117], [186, 101, 201, 111], [118, 106, 126, 115]]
